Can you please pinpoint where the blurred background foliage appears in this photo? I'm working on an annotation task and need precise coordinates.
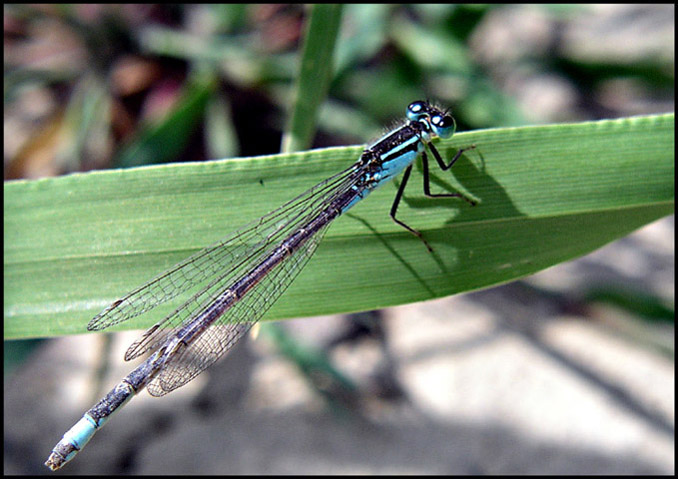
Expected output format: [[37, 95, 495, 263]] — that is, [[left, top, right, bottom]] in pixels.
[[3, 5, 674, 473], [5, 4, 674, 179]]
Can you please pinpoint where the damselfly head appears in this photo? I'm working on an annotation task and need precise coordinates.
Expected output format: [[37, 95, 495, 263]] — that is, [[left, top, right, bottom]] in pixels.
[[407, 100, 456, 139]]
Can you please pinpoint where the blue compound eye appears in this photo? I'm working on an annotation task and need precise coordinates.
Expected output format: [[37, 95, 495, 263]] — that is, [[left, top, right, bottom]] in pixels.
[[407, 101, 429, 121], [430, 114, 456, 139]]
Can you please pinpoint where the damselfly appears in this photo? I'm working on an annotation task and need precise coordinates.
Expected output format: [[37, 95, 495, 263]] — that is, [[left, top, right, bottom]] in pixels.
[[45, 100, 476, 470]]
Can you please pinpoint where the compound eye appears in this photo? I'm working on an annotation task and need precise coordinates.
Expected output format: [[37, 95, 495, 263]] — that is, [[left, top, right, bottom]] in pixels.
[[407, 101, 429, 121], [408, 101, 426, 114], [432, 114, 453, 128], [431, 114, 456, 138]]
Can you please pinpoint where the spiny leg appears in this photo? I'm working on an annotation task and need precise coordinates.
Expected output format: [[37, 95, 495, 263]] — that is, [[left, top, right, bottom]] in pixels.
[[423, 143, 477, 206], [390, 144, 478, 251], [390, 164, 434, 252]]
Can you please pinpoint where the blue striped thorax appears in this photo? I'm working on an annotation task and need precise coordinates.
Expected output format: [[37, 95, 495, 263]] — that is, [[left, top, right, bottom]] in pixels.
[[341, 101, 457, 213]]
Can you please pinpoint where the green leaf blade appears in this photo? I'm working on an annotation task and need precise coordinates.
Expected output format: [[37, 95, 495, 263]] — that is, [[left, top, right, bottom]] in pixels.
[[4, 114, 674, 339]]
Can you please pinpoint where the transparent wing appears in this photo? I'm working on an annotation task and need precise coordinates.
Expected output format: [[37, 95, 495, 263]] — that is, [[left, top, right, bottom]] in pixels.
[[119, 164, 359, 363], [146, 221, 331, 396], [87, 163, 358, 334]]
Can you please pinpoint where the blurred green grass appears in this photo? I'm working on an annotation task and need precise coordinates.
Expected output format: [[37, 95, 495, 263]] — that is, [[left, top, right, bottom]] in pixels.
[[6, 5, 673, 178]]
